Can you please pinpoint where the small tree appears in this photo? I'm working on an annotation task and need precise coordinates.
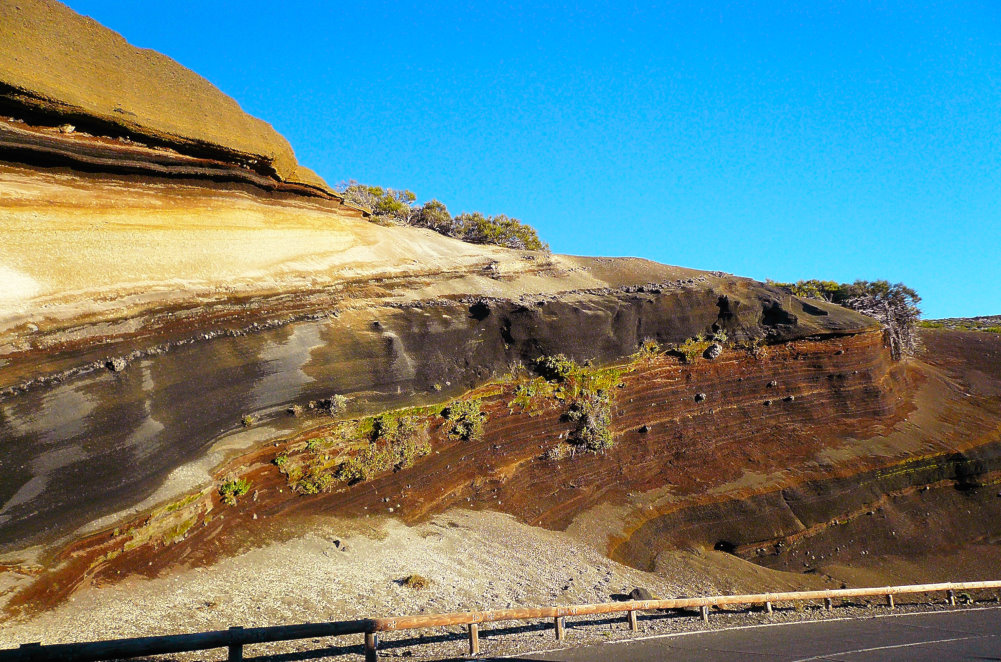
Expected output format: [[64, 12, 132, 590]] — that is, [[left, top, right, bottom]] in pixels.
[[338, 181, 415, 224], [336, 181, 548, 251], [412, 199, 453, 233], [771, 279, 922, 360], [840, 281, 922, 360]]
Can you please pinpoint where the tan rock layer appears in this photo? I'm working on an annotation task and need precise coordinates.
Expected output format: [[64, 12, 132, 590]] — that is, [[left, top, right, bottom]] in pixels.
[[0, 0, 326, 190]]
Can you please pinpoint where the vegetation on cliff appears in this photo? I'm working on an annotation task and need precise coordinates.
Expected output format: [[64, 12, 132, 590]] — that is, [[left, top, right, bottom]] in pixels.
[[919, 316, 1001, 334], [769, 279, 921, 359], [529, 355, 622, 453], [338, 181, 548, 251]]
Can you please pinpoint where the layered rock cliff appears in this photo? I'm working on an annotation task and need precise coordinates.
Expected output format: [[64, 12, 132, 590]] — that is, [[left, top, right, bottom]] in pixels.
[[2, 0, 1001, 623]]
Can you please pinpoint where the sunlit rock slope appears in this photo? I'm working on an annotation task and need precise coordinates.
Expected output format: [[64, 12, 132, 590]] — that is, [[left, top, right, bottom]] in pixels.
[[2, 0, 999, 624]]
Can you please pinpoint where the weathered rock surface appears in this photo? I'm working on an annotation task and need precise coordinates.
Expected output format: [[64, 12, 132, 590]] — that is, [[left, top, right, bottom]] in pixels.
[[0, 0, 326, 190], [1, 0, 1000, 629]]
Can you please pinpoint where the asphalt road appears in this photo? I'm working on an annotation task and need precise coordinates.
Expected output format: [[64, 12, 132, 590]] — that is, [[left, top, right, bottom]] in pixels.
[[507, 607, 1001, 661]]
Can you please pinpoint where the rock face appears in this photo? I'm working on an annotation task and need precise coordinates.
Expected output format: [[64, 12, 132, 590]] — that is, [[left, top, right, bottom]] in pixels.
[[0, 0, 326, 190], [2, 0, 1000, 623]]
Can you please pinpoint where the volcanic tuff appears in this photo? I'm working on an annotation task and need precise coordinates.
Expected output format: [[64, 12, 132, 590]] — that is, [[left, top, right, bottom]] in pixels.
[[2, 0, 1001, 627]]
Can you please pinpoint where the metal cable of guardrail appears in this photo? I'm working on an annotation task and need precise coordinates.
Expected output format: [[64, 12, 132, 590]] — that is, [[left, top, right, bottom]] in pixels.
[[2, 580, 1000, 661]]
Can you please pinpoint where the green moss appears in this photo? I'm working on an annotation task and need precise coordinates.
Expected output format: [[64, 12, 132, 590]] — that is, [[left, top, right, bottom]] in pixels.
[[218, 478, 250, 506], [159, 491, 202, 515], [163, 516, 197, 545], [508, 377, 556, 414]]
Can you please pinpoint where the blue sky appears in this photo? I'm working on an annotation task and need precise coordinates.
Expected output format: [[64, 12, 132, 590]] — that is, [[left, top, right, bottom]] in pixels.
[[65, 1, 1000, 318]]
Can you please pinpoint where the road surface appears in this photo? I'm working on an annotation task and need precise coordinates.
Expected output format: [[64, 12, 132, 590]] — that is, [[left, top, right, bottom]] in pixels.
[[509, 607, 1001, 661]]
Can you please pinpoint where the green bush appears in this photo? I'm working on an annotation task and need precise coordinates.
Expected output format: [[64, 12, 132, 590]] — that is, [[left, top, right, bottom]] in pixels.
[[336, 181, 548, 251], [334, 414, 432, 485], [531, 354, 620, 453], [566, 391, 614, 452], [442, 399, 485, 441], [675, 336, 712, 364], [452, 212, 548, 251], [534, 354, 578, 382], [412, 199, 453, 234]]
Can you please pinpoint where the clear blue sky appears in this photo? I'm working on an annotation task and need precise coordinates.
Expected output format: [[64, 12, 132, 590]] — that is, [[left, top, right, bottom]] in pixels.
[[65, 1, 1000, 318]]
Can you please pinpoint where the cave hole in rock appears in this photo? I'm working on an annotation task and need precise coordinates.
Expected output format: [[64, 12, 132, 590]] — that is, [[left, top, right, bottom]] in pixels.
[[761, 301, 797, 327], [469, 301, 491, 321], [714, 540, 738, 554]]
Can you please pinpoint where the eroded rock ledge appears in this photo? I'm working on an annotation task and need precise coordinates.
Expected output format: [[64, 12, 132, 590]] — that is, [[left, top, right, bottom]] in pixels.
[[9, 328, 1001, 616], [0, 0, 327, 190]]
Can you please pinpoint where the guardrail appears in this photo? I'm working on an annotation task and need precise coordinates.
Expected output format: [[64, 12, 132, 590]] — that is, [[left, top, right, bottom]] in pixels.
[[2, 580, 1000, 661]]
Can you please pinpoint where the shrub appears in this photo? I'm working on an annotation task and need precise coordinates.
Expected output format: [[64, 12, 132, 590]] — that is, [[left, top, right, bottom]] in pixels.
[[452, 212, 548, 251], [532, 354, 620, 453], [566, 391, 614, 452], [328, 394, 348, 415], [335, 181, 548, 251], [339, 181, 416, 225], [442, 399, 485, 441], [543, 443, 572, 461], [412, 199, 453, 233], [400, 574, 431, 590], [534, 354, 578, 382], [218, 479, 250, 506], [675, 336, 712, 364], [334, 414, 432, 485], [509, 378, 555, 413], [637, 338, 662, 357]]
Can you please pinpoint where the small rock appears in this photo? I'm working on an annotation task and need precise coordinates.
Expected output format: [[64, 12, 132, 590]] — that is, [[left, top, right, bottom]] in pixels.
[[767, 380, 778, 388], [106, 357, 127, 372], [638, 424, 650, 434], [703, 343, 723, 360], [764, 399, 773, 406], [58, 123, 75, 134], [783, 395, 795, 402], [694, 393, 707, 402], [629, 587, 655, 601]]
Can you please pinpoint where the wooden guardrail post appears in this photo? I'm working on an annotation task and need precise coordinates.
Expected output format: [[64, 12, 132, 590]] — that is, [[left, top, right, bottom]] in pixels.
[[18, 643, 41, 662], [948, 590, 957, 606], [886, 594, 894, 609], [824, 597, 833, 610], [700, 605, 709, 623], [365, 632, 378, 662], [468, 623, 479, 655], [765, 601, 773, 614], [554, 616, 565, 640], [627, 610, 638, 631], [228, 626, 243, 661]]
